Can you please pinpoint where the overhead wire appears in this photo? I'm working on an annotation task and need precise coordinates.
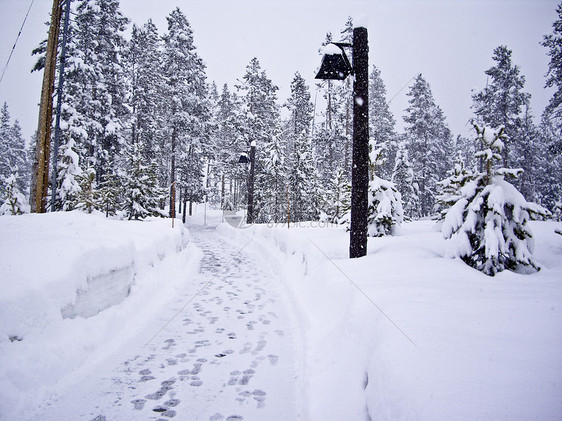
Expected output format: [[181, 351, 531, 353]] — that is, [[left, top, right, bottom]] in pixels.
[[0, 0, 36, 87]]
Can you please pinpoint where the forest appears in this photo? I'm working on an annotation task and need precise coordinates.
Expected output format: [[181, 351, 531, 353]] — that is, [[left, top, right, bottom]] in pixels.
[[1, 0, 562, 230]]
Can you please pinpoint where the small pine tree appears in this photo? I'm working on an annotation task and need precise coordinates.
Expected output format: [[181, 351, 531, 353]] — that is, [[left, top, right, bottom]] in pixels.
[[435, 151, 475, 221], [367, 177, 404, 237], [74, 167, 97, 213], [392, 140, 419, 220], [442, 124, 549, 276], [56, 138, 82, 211], [123, 142, 167, 220], [366, 146, 403, 236], [0, 174, 27, 215]]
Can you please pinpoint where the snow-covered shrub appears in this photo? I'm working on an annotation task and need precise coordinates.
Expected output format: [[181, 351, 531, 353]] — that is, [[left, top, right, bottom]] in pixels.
[[367, 176, 403, 236], [443, 125, 549, 276], [0, 174, 27, 215]]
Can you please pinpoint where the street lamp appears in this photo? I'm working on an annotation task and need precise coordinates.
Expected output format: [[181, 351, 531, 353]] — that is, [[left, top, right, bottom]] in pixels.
[[237, 140, 256, 225], [316, 25, 369, 258]]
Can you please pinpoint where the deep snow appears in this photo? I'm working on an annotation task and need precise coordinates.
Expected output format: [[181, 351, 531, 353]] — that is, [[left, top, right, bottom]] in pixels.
[[1, 208, 561, 420]]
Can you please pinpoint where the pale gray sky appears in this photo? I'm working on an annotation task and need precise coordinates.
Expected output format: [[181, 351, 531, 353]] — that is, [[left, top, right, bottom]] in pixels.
[[0, 0, 558, 141]]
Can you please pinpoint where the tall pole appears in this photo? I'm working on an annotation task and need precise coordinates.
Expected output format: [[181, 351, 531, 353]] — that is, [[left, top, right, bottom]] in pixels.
[[349, 25, 369, 258], [247, 140, 256, 224], [30, 0, 63, 213], [50, 0, 71, 212]]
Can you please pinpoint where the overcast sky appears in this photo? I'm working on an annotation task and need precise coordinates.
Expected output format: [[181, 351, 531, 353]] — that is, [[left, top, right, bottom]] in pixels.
[[0, 0, 559, 141]]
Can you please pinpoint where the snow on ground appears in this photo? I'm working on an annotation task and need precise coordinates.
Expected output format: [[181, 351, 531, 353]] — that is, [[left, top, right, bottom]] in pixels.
[[0, 211, 202, 419], [1, 207, 561, 420], [219, 216, 562, 420]]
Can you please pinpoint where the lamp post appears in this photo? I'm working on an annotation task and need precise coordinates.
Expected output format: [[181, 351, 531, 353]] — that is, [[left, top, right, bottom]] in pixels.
[[237, 140, 256, 225], [316, 24, 369, 258]]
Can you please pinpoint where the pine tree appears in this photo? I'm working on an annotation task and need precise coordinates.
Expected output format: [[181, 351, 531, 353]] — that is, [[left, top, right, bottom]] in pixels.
[[122, 141, 166, 220], [472, 45, 528, 167], [0, 103, 28, 196], [442, 124, 549, 276], [236, 58, 281, 222], [162, 8, 210, 215], [65, 0, 129, 183], [289, 131, 320, 222], [74, 167, 97, 213], [324, 168, 350, 223], [0, 174, 27, 215], [369, 65, 398, 180], [55, 137, 82, 210], [366, 144, 403, 236], [542, 2, 562, 125], [403, 74, 453, 217], [540, 3, 562, 214], [435, 151, 475, 221], [392, 139, 419, 220]]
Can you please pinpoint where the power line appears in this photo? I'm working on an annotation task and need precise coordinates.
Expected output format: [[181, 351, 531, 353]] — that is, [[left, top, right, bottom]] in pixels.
[[0, 0, 36, 87]]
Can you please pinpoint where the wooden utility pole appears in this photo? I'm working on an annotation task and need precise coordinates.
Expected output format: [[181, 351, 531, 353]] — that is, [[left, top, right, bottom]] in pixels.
[[30, 0, 63, 213], [349, 26, 369, 258]]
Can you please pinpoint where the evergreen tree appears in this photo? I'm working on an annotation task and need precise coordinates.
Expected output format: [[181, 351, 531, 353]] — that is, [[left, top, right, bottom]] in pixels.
[[542, 2, 562, 125], [289, 131, 320, 222], [392, 139, 419, 220], [540, 3, 562, 213], [403, 74, 453, 217], [323, 168, 350, 223], [55, 137, 82, 210], [0, 103, 28, 195], [236, 58, 281, 222], [369, 65, 398, 180], [442, 124, 549, 276], [73, 167, 97, 213], [471, 45, 528, 167], [435, 151, 475, 221], [122, 141, 166, 220], [162, 8, 210, 215], [0, 174, 27, 215], [126, 20, 166, 166], [64, 0, 129, 183], [366, 144, 403, 236]]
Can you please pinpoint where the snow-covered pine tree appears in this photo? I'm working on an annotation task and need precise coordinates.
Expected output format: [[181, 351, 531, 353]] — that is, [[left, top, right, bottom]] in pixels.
[[435, 151, 475, 221], [126, 20, 166, 168], [162, 8, 210, 215], [289, 131, 321, 222], [214, 83, 242, 209], [369, 64, 398, 181], [55, 137, 82, 211], [122, 141, 166, 220], [442, 124, 549, 276], [403, 74, 454, 217], [0, 174, 27, 215], [542, 2, 562, 127], [323, 168, 350, 223], [65, 0, 129, 184], [0, 103, 28, 196], [392, 139, 419, 221], [73, 167, 97, 213], [366, 145, 403, 236], [472, 45, 528, 168], [540, 3, 562, 215], [236, 58, 281, 222]]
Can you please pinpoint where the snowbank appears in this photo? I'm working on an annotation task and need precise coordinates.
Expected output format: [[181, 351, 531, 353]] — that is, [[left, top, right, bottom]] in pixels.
[[0, 211, 202, 419], [218, 219, 562, 420]]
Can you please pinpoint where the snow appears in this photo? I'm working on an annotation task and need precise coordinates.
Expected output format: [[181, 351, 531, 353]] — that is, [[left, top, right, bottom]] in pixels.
[[1, 208, 561, 420], [0, 211, 202, 419]]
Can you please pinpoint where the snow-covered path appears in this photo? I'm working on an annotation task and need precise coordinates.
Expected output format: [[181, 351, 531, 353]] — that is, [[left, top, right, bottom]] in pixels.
[[35, 223, 304, 420]]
